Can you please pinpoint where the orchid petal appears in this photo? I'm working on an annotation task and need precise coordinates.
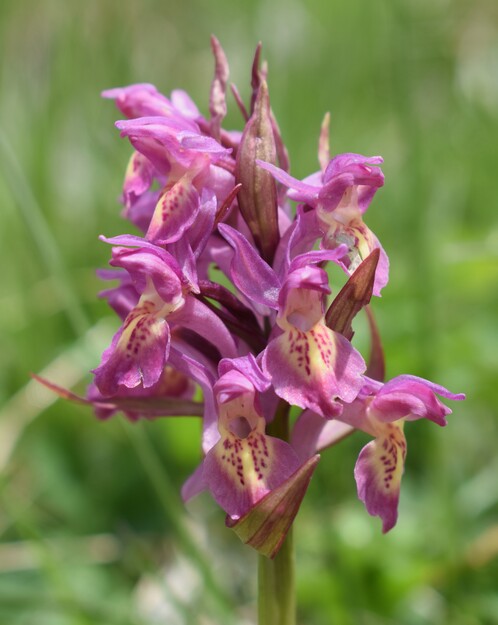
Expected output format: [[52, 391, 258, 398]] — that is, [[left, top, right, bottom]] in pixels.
[[218, 354, 271, 393], [146, 172, 200, 244], [97, 270, 139, 320], [107, 246, 184, 305], [168, 347, 219, 453], [184, 189, 217, 259], [372, 375, 465, 425], [203, 428, 301, 520], [273, 207, 321, 279], [354, 421, 406, 532], [262, 324, 365, 417], [171, 297, 237, 359], [289, 244, 349, 273], [218, 223, 280, 309], [170, 89, 202, 119], [124, 190, 159, 233], [291, 410, 354, 461], [116, 117, 230, 175], [278, 265, 330, 331], [123, 151, 155, 203], [93, 299, 170, 395], [320, 212, 389, 296], [181, 463, 207, 502], [167, 237, 199, 290], [178, 132, 233, 156], [256, 160, 320, 205]]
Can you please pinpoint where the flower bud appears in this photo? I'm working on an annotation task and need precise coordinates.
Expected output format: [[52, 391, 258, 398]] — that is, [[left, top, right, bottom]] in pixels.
[[235, 81, 279, 264]]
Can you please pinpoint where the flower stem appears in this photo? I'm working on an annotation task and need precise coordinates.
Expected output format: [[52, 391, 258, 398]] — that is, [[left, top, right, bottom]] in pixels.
[[258, 528, 295, 625], [258, 400, 296, 625]]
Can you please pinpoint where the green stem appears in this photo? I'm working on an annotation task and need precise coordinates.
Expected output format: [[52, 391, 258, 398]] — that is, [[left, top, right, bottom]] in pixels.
[[258, 528, 295, 625], [258, 400, 296, 625]]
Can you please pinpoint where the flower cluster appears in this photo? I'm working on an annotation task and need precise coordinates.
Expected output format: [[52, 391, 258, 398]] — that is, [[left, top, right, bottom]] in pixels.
[[69, 39, 464, 556]]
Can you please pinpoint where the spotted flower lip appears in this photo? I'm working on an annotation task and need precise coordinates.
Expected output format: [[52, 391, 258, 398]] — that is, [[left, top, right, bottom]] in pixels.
[[92, 238, 237, 396], [261, 263, 366, 417], [92, 306, 172, 397], [181, 357, 321, 558], [183, 360, 302, 520], [145, 167, 203, 245], [334, 375, 465, 532], [287, 375, 464, 533]]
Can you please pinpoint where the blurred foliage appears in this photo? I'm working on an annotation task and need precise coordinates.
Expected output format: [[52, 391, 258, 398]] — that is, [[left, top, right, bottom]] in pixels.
[[0, 0, 497, 623]]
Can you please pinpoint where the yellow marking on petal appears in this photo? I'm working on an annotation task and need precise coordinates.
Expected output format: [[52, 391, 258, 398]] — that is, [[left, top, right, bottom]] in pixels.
[[115, 289, 179, 361], [371, 422, 406, 496], [147, 170, 197, 240], [217, 430, 272, 496], [350, 218, 376, 261], [322, 211, 377, 273], [117, 300, 163, 358], [283, 324, 337, 379], [124, 152, 148, 187]]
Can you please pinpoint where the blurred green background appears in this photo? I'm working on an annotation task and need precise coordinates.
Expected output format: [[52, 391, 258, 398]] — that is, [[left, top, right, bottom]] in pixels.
[[1, 0, 497, 623]]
